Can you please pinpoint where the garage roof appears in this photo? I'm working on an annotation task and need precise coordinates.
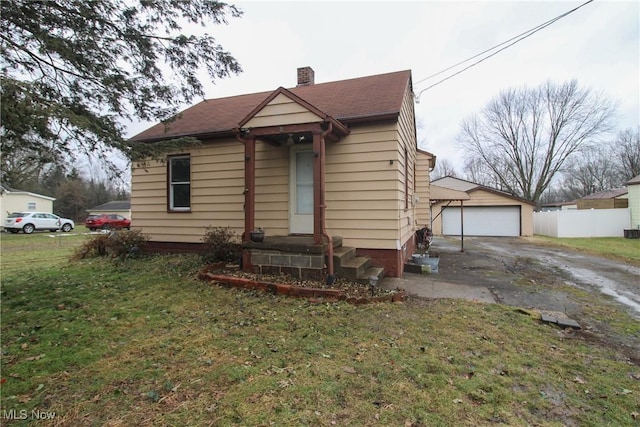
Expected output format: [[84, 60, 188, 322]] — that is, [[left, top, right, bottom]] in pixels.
[[579, 187, 628, 200], [432, 176, 534, 205], [430, 185, 470, 201]]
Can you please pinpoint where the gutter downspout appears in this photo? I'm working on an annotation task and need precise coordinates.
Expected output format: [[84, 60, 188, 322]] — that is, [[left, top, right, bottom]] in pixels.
[[319, 122, 335, 285]]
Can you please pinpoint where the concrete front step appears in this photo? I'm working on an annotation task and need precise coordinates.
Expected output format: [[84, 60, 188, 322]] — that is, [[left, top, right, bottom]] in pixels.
[[356, 266, 385, 285], [333, 246, 356, 265], [332, 244, 385, 283], [339, 256, 371, 281]]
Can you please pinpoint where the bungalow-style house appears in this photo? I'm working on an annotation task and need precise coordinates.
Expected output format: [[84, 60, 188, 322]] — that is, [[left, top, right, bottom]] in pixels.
[[0, 184, 55, 228], [430, 176, 534, 237], [86, 200, 132, 219], [627, 175, 640, 230], [130, 68, 435, 280], [576, 187, 628, 210]]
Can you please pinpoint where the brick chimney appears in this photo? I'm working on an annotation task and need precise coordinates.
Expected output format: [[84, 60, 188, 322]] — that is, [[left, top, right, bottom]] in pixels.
[[297, 67, 314, 86]]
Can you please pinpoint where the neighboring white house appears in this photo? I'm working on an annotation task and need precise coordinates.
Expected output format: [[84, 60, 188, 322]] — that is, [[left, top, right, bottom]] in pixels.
[[0, 185, 56, 228], [627, 174, 640, 230]]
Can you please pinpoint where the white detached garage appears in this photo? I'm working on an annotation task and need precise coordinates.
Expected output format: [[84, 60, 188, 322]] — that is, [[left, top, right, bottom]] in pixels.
[[431, 177, 534, 237]]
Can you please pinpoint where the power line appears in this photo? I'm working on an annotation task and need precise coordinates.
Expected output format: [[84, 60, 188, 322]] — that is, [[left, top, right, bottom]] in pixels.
[[414, 0, 594, 101]]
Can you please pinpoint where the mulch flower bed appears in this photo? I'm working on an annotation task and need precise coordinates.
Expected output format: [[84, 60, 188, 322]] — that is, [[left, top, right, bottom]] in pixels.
[[198, 264, 405, 304]]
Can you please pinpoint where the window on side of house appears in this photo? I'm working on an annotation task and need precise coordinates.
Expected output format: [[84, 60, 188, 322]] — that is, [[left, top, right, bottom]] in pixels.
[[27, 202, 36, 210], [168, 155, 191, 211]]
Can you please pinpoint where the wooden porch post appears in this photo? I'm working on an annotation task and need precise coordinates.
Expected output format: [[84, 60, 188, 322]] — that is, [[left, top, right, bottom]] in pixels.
[[460, 200, 465, 253], [312, 131, 322, 245], [244, 136, 256, 242]]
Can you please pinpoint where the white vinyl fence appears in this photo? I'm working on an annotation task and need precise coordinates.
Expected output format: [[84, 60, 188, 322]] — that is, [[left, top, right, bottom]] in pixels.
[[534, 208, 631, 238]]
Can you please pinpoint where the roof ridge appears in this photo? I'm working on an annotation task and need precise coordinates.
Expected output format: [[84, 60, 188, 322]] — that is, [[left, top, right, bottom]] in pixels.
[[131, 69, 412, 142]]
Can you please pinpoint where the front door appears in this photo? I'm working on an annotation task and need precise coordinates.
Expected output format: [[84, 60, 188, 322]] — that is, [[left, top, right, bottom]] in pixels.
[[290, 146, 314, 234]]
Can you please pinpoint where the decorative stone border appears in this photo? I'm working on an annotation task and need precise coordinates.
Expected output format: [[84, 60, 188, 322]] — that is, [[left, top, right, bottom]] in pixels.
[[198, 271, 406, 305]]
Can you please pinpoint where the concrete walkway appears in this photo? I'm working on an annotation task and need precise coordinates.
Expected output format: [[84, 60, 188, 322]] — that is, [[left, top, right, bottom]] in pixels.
[[378, 236, 496, 303], [379, 275, 495, 303], [380, 273, 496, 303]]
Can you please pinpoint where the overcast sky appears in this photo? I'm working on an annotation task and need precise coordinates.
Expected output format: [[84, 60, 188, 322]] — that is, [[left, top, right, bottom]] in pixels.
[[128, 0, 639, 172]]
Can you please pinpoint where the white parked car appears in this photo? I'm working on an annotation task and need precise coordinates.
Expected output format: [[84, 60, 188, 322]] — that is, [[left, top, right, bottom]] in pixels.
[[4, 212, 75, 234]]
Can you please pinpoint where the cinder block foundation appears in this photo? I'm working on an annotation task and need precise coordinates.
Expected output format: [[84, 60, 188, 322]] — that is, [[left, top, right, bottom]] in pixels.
[[247, 248, 325, 280]]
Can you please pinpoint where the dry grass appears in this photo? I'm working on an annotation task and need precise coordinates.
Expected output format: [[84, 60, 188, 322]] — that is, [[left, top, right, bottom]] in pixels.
[[1, 233, 639, 426], [531, 235, 640, 265]]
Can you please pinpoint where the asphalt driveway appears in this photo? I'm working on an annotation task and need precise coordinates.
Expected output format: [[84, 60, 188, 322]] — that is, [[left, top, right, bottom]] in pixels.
[[380, 236, 640, 321]]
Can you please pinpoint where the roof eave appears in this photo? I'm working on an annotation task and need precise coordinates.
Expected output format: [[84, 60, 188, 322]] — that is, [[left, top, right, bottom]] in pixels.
[[467, 186, 535, 205], [340, 112, 400, 125], [131, 129, 237, 143]]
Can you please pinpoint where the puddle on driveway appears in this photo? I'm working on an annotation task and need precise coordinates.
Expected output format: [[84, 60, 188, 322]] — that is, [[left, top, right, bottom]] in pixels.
[[561, 266, 640, 318], [474, 238, 640, 318]]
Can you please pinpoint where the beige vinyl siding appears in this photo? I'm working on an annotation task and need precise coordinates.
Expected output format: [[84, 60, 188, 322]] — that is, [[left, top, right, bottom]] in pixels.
[[325, 123, 400, 250], [244, 93, 322, 128], [254, 143, 289, 235], [415, 151, 432, 228], [327, 190, 399, 201], [131, 138, 292, 243], [325, 83, 417, 252], [467, 191, 523, 206], [396, 86, 418, 252], [131, 139, 246, 242]]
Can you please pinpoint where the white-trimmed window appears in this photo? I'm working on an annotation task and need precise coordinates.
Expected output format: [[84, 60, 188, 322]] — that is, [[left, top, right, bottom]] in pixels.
[[168, 155, 191, 211], [27, 202, 36, 210]]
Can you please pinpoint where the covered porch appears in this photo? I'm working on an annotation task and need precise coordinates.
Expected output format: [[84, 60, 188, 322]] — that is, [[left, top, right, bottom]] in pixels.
[[234, 86, 350, 280]]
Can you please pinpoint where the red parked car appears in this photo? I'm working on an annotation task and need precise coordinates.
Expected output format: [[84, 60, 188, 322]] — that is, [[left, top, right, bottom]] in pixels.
[[85, 214, 131, 231]]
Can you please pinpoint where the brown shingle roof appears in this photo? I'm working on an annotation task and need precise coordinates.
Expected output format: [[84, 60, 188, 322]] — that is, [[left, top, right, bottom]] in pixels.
[[580, 188, 628, 200], [131, 70, 412, 141], [627, 174, 640, 185]]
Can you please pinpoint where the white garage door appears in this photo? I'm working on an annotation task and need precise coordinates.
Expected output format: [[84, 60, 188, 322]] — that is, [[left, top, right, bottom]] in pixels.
[[442, 206, 521, 236]]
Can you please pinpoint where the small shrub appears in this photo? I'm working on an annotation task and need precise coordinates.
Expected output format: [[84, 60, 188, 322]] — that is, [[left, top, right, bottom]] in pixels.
[[201, 226, 241, 264], [73, 230, 149, 261], [72, 233, 111, 260]]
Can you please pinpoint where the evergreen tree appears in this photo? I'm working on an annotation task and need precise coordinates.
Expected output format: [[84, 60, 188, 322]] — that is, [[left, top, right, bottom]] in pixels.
[[1, 0, 242, 180]]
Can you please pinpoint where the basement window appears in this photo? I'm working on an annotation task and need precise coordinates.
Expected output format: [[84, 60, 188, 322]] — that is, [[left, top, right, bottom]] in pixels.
[[168, 155, 191, 211]]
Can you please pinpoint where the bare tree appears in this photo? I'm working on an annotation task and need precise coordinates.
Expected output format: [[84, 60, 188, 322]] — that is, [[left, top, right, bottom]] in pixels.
[[458, 80, 616, 205], [558, 145, 620, 200], [463, 156, 516, 191], [431, 158, 459, 180], [550, 127, 639, 201], [614, 127, 640, 181]]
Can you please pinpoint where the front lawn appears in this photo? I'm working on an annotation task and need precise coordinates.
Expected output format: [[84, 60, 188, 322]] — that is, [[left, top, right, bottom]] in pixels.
[[532, 235, 640, 264], [1, 233, 639, 426]]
